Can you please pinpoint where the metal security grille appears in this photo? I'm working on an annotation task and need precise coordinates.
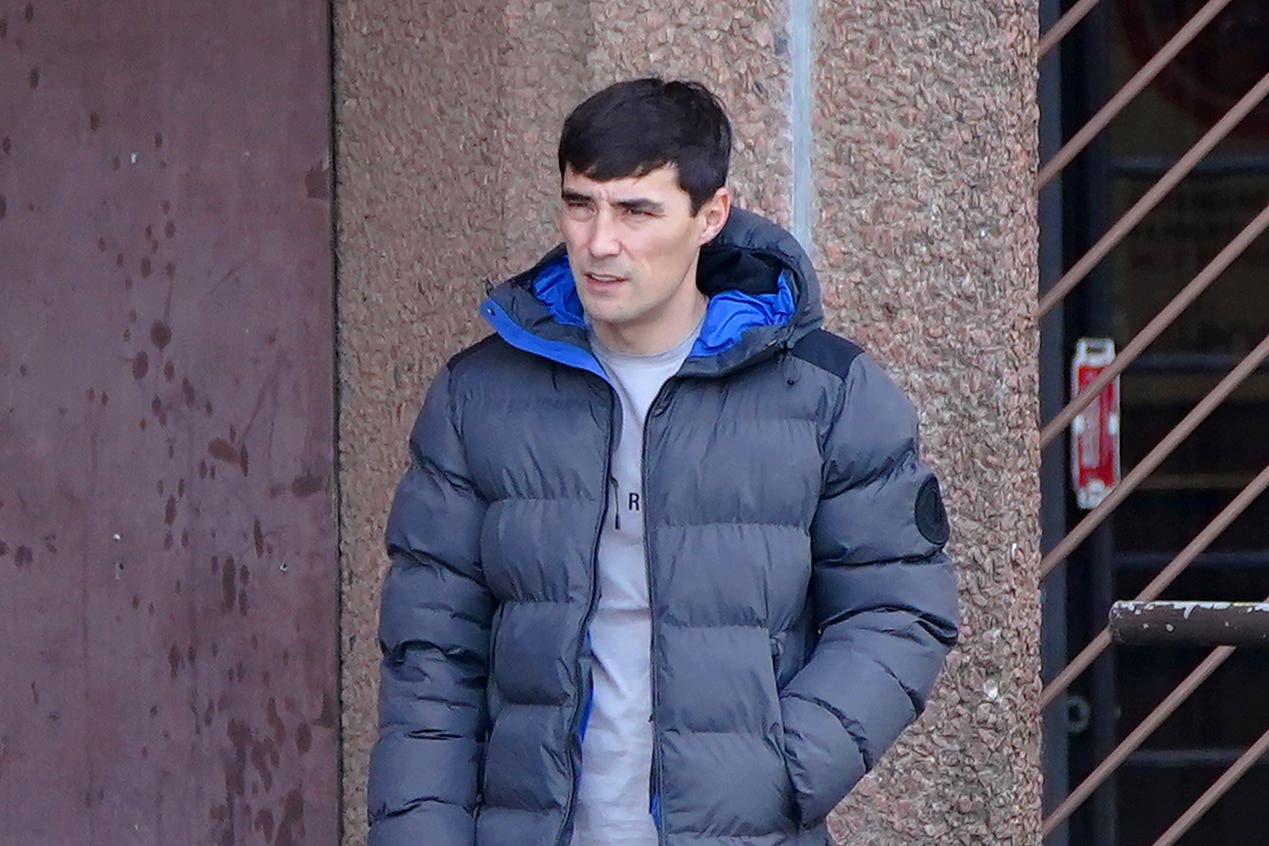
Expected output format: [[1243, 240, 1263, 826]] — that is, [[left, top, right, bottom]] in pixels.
[[1038, 1, 1269, 844]]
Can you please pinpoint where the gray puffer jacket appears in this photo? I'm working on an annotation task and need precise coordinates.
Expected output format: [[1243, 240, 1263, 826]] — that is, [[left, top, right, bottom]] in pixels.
[[369, 208, 959, 846]]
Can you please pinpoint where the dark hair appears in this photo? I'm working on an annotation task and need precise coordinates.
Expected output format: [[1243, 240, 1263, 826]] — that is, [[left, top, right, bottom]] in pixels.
[[558, 78, 731, 214]]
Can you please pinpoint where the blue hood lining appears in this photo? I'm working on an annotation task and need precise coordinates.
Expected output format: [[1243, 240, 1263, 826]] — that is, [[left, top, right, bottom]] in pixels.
[[526, 255, 796, 359], [691, 275, 795, 356], [479, 299, 609, 383], [533, 259, 587, 329]]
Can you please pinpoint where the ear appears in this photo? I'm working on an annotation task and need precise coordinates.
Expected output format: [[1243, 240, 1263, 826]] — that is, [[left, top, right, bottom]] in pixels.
[[696, 187, 731, 245]]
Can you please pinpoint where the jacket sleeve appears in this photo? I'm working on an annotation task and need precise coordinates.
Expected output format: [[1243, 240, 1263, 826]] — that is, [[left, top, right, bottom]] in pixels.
[[368, 366, 494, 846], [780, 353, 959, 825]]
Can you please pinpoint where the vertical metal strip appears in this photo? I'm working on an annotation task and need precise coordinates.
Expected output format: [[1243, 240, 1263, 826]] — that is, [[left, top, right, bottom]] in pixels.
[[1037, 0, 1070, 835], [789, 0, 813, 254]]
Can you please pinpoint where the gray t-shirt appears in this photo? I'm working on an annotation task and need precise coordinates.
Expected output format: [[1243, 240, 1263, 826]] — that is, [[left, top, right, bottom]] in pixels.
[[572, 324, 700, 846]]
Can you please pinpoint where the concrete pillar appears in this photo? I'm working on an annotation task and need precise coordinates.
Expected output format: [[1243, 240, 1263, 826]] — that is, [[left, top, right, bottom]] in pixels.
[[812, 3, 1042, 843], [335, 2, 1040, 843]]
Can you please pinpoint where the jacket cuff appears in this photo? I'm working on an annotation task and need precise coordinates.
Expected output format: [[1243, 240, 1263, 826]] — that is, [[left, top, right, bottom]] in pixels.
[[781, 694, 867, 825]]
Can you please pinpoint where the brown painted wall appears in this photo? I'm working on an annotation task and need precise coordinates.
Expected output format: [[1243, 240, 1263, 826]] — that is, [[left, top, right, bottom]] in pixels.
[[0, 2, 339, 843], [335, 2, 1041, 843]]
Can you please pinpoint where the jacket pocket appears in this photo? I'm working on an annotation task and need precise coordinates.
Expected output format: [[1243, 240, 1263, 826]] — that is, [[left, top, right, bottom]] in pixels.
[[481, 605, 504, 803], [768, 633, 788, 729], [769, 632, 789, 691], [769, 633, 802, 827], [486, 605, 504, 716]]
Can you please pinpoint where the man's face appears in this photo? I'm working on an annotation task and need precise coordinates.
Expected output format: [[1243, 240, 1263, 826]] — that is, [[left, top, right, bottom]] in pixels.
[[559, 165, 728, 349]]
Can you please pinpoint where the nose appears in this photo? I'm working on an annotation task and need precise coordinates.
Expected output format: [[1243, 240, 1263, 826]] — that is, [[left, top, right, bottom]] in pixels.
[[585, 210, 621, 259]]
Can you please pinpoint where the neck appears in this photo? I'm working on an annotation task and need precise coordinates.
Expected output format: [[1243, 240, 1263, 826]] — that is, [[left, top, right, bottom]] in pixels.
[[592, 289, 707, 356]]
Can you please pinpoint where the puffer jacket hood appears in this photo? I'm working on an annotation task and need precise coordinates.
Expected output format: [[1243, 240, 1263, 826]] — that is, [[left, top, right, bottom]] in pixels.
[[480, 206, 823, 379], [369, 206, 959, 846]]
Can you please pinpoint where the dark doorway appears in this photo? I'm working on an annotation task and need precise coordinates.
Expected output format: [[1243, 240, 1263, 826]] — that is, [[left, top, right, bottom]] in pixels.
[[1041, 2, 1269, 845]]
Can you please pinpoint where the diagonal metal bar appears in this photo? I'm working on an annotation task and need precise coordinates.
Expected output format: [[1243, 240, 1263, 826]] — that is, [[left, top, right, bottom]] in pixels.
[[1042, 630, 1113, 713], [1042, 643, 1238, 836], [1041, 332, 1269, 579], [1036, 0, 1235, 191], [1037, 68, 1269, 318], [1150, 723, 1269, 846], [1039, 462, 1269, 710], [1038, 0, 1099, 59], [1040, 203, 1269, 447]]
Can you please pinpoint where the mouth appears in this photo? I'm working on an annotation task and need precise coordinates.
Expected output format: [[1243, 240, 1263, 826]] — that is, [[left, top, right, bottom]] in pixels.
[[583, 271, 627, 286]]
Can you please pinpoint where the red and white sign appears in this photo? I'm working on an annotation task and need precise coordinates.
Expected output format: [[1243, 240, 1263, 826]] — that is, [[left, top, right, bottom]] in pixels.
[[1071, 338, 1121, 510]]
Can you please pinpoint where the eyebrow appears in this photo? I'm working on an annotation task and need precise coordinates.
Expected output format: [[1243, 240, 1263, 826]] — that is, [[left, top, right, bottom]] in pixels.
[[560, 189, 664, 215], [616, 198, 664, 215]]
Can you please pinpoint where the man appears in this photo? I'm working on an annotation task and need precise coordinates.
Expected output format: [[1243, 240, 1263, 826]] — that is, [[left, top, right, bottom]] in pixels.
[[369, 78, 958, 846]]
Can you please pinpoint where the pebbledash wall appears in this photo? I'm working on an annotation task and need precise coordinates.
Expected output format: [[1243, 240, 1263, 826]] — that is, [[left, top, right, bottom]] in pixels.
[[334, 1, 1042, 844]]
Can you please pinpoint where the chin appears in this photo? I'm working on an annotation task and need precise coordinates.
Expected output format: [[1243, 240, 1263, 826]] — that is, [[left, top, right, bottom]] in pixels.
[[585, 307, 627, 326], [578, 292, 627, 318]]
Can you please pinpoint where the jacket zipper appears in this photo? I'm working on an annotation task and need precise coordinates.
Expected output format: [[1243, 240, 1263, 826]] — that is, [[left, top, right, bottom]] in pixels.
[[641, 377, 676, 846], [639, 358, 777, 841], [641, 350, 787, 839], [498, 286, 795, 844], [555, 378, 617, 846]]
